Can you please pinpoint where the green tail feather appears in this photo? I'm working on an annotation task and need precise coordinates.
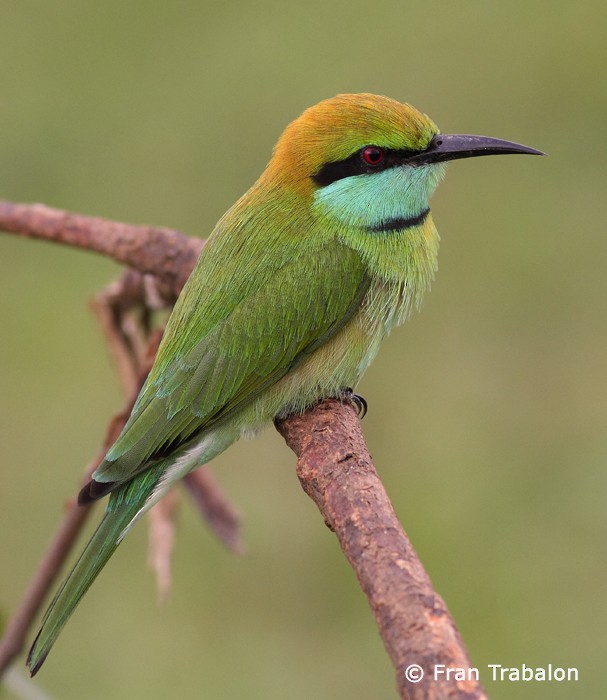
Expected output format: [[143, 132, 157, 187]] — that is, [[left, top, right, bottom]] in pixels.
[[27, 465, 164, 675]]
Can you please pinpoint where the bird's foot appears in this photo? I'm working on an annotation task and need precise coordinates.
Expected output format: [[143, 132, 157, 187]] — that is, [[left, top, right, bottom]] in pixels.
[[340, 387, 368, 419]]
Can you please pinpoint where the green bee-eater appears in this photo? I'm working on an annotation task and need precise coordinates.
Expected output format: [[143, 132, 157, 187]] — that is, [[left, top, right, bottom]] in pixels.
[[27, 93, 542, 673]]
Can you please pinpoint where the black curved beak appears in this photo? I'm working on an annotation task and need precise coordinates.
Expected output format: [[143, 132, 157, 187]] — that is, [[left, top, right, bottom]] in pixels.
[[409, 133, 545, 165]]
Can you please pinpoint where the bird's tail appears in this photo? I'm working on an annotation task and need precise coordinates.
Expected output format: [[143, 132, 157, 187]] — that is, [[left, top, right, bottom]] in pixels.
[[27, 467, 162, 676]]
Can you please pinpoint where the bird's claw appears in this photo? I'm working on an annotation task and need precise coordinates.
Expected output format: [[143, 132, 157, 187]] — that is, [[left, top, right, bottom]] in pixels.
[[342, 388, 368, 418]]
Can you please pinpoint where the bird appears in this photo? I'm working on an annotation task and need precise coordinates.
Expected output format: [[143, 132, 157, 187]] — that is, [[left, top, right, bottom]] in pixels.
[[27, 93, 543, 674]]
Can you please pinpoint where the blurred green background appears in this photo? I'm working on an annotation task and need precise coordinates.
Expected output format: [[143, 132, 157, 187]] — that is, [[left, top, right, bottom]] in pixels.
[[0, 1, 605, 698]]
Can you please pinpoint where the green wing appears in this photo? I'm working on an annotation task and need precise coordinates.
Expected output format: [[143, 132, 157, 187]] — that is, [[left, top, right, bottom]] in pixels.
[[91, 239, 368, 489]]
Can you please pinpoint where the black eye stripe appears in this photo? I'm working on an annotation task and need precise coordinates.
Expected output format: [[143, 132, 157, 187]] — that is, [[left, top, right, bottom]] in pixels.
[[312, 146, 419, 187]]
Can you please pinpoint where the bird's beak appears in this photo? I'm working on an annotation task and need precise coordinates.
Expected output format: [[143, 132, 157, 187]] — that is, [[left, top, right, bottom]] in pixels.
[[409, 133, 545, 165]]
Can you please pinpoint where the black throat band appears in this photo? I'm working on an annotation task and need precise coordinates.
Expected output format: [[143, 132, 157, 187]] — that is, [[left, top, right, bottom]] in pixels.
[[367, 207, 430, 234]]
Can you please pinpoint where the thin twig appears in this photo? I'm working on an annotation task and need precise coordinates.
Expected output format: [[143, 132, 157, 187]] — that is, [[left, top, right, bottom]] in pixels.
[[183, 469, 244, 554], [148, 489, 180, 603], [0, 411, 128, 675], [89, 271, 149, 397]]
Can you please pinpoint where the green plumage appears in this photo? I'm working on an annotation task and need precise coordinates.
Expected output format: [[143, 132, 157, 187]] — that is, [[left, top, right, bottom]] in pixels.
[[27, 93, 542, 674], [102, 240, 370, 475], [27, 462, 165, 674]]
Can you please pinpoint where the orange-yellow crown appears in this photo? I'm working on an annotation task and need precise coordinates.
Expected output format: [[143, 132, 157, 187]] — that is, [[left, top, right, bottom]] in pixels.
[[263, 94, 439, 191]]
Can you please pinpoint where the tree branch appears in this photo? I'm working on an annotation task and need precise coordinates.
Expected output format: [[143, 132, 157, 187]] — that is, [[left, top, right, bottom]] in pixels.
[[276, 401, 487, 699], [183, 469, 244, 555], [0, 200, 202, 300], [0, 200, 485, 698]]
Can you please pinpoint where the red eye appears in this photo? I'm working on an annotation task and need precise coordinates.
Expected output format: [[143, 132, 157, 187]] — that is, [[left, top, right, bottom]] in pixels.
[[362, 146, 385, 166]]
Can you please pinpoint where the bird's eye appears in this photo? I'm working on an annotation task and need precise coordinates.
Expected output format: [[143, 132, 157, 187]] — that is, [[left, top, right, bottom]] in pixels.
[[361, 146, 385, 166]]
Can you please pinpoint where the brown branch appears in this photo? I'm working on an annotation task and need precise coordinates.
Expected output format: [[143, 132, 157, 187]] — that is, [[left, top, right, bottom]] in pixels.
[[183, 469, 244, 554], [1, 201, 483, 698], [276, 400, 487, 699], [148, 489, 180, 603], [0, 199, 202, 299], [89, 270, 153, 397]]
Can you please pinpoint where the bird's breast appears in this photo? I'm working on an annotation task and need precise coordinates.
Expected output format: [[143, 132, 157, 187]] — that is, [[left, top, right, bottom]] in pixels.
[[239, 275, 423, 426]]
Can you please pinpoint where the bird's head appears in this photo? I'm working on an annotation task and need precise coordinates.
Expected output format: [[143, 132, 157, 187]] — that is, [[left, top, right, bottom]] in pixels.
[[263, 93, 542, 230], [268, 94, 438, 184]]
